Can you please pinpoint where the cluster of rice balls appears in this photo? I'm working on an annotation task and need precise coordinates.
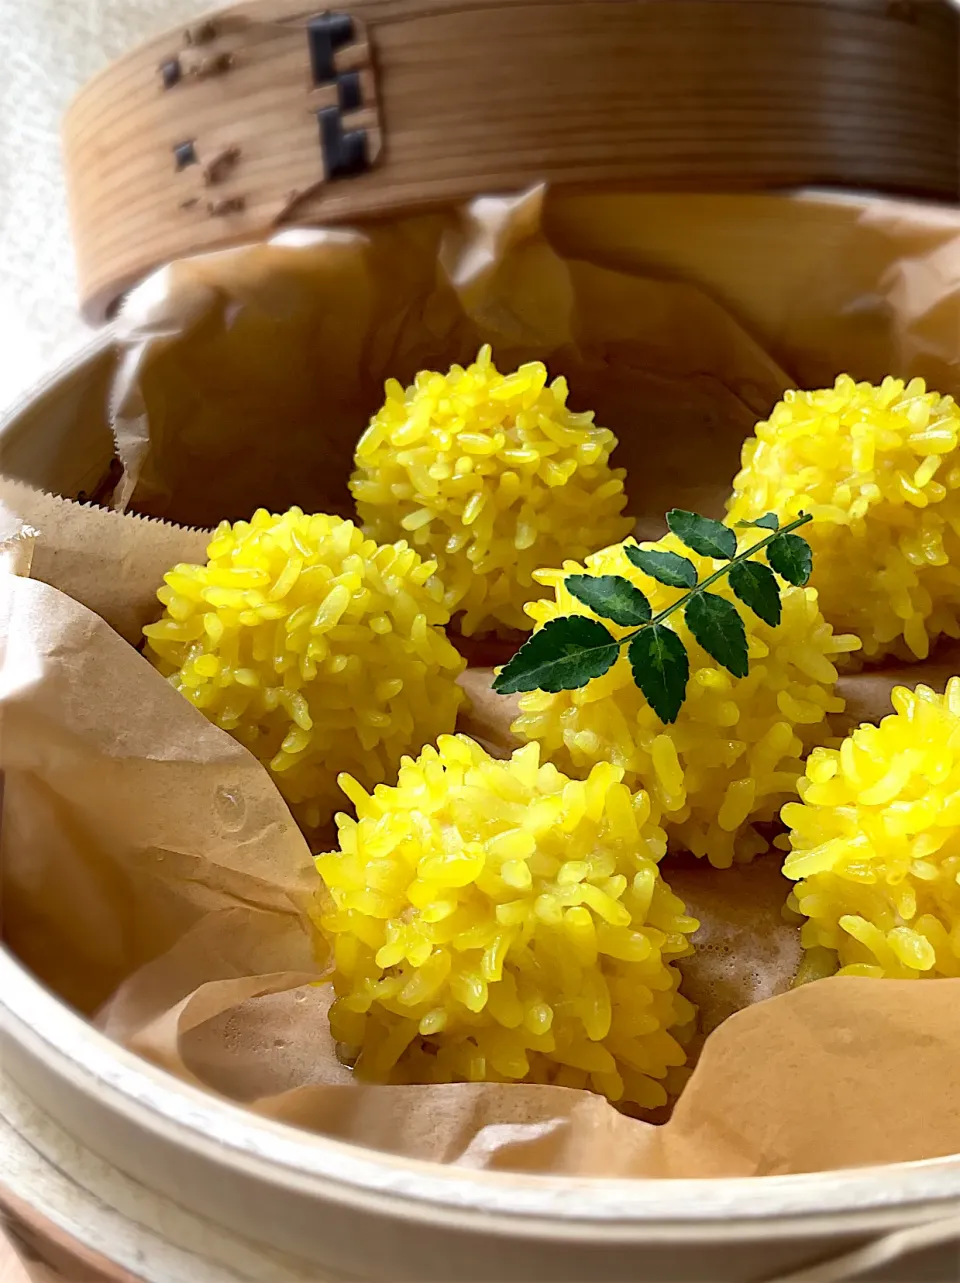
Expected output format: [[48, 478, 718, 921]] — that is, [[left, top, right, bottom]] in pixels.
[[730, 374, 960, 981], [144, 508, 465, 830], [782, 682, 960, 981], [350, 346, 633, 636], [728, 375, 960, 662], [317, 735, 697, 1107], [511, 534, 857, 871], [148, 357, 960, 1108]]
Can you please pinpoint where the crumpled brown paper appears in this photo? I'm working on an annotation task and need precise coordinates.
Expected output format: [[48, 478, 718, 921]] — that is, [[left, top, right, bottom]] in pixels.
[[0, 480, 317, 1013], [108, 188, 794, 531], [2, 188, 960, 1178]]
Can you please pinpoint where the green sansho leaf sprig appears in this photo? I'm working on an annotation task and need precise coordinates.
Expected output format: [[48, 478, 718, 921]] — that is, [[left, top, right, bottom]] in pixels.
[[493, 509, 813, 724]]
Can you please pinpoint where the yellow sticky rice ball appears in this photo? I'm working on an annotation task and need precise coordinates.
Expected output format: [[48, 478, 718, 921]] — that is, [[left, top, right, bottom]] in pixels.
[[511, 535, 859, 869], [782, 681, 960, 980], [350, 346, 633, 636], [728, 375, 960, 661], [315, 734, 698, 1110], [144, 509, 465, 830]]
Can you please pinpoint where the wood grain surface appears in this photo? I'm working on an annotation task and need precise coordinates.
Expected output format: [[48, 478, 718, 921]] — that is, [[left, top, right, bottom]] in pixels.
[[63, 0, 960, 323]]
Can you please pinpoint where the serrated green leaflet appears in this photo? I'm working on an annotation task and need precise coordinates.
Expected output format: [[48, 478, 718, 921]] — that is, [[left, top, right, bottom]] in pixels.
[[492, 616, 619, 695], [728, 560, 781, 627], [767, 532, 813, 586], [493, 510, 812, 724], [667, 509, 737, 561], [736, 512, 780, 532], [684, 591, 748, 678], [566, 574, 652, 627], [628, 625, 689, 725], [624, 545, 697, 589]]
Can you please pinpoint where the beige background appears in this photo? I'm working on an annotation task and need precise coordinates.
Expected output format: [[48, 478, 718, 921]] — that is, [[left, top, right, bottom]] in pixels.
[[0, 0, 201, 414]]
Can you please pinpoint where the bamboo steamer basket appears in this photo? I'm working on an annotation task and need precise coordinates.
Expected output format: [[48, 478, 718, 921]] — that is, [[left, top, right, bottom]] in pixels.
[[3, 1, 960, 1279], [63, 0, 958, 323]]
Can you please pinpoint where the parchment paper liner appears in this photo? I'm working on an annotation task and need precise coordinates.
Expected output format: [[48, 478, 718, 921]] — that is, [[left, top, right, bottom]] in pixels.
[[2, 187, 959, 1177]]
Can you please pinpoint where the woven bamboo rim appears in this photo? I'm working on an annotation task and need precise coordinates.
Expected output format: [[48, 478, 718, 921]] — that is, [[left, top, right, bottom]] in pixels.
[[64, 0, 959, 324]]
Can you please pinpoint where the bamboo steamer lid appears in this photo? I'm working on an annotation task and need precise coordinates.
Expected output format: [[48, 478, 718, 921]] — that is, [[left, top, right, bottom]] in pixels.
[[63, 0, 959, 325]]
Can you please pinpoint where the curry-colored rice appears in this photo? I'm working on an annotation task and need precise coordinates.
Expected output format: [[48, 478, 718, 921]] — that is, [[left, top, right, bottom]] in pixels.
[[728, 375, 960, 661], [783, 681, 960, 980], [315, 734, 698, 1109], [350, 346, 633, 636], [511, 535, 860, 868], [144, 509, 465, 830]]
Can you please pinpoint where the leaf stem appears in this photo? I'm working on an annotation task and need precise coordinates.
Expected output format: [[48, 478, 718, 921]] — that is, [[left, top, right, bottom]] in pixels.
[[619, 512, 812, 647]]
